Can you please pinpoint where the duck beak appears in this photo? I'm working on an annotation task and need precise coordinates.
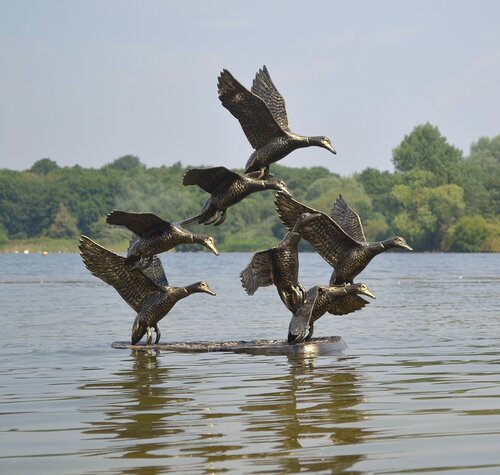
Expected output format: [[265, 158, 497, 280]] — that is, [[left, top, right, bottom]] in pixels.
[[362, 288, 376, 299], [322, 141, 337, 155], [207, 242, 219, 256], [400, 243, 413, 251], [204, 287, 216, 296]]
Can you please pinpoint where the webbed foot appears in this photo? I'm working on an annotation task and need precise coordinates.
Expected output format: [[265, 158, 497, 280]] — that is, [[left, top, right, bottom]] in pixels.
[[214, 210, 226, 226]]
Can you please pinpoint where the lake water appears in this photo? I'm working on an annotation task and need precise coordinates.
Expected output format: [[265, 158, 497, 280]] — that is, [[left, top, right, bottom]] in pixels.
[[1, 251, 500, 474]]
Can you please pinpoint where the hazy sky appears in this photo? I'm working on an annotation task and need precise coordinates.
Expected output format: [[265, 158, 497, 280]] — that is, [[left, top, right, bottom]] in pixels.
[[1, 0, 499, 175]]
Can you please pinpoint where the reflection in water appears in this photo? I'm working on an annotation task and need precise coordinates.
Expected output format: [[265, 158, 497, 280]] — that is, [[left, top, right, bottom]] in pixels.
[[77, 349, 372, 474], [239, 355, 371, 473], [80, 350, 188, 462]]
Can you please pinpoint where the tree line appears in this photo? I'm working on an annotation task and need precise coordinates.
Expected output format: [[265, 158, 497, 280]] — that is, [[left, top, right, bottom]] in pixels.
[[0, 123, 498, 252]]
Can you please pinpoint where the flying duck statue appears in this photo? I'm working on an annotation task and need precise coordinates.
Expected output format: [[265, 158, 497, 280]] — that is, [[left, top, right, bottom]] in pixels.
[[79, 235, 216, 345], [288, 283, 376, 343], [240, 212, 321, 312], [218, 66, 336, 178], [106, 210, 219, 268], [275, 192, 412, 285], [181, 166, 289, 226]]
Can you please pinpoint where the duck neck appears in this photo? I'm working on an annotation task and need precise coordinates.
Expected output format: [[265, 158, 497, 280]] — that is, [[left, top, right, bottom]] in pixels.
[[369, 240, 388, 256], [170, 286, 190, 301], [289, 133, 310, 148], [280, 230, 301, 248]]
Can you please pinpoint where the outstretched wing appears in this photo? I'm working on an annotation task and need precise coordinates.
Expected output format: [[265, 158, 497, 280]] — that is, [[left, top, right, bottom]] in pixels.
[[327, 294, 371, 316], [275, 192, 358, 268], [218, 69, 287, 149], [330, 195, 366, 242], [142, 256, 169, 287], [106, 210, 173, 237], [79, 235, 163, 312], [182, 166, 240, 194], [240, 250, 274, 295], [251, 66, 289, 131], [288, 287, 319, 340]]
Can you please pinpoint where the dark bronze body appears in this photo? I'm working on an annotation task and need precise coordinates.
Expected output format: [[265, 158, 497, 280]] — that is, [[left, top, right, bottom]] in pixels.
[[181, 166, 289, 226], [240, 212, 320, 312], [218, 66, 336, 177], [78, 235, 215, 345], [106, 210, 218, 268], [275, 192, 412, 285], [288, 283, 376, 343]]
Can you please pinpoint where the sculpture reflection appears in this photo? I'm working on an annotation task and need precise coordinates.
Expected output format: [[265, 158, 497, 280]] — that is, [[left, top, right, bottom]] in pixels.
[[239, 355, 375, 473], [79, 350, 187, 460]]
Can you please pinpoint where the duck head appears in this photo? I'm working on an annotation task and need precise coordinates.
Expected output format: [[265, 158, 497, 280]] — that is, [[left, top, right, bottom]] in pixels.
[[196, 234, 219, 256], [350, 283, 376, 299], [187, 281, 217, 296], [265, 179, 290, 194], [131, 316, 147, 345], [309, 136, 336, 155], [382, 236, 413, 251]]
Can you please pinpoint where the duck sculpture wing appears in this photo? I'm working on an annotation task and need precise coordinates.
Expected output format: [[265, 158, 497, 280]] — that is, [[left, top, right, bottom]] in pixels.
[[79, 235, 164, 313], [218, 69, 287, 150], [327, 293, 371, 316], [330, 194, 366, 242], [251, 66, 289, 132], [288, 286, 319, 340], [141, 255, 169, 287], [106, 210, 174, 237], [275, 192, 359, 268], [240, 250, 275, 295], [182, 166, 241, 194]]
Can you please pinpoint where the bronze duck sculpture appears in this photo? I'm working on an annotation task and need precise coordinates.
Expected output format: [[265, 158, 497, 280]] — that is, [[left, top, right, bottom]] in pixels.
[[240, 212, 320, 312], [181, 166, 289, 226], [288, 283, 376, 343], [218, 66, 336, 178], [106, 210, 219, 268], [275, 192, 412, 285], [79, 235, 216, 345]]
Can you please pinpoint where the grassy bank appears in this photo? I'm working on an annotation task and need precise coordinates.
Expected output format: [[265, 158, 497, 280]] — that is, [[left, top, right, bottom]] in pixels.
[[0, 237, 130, 254]]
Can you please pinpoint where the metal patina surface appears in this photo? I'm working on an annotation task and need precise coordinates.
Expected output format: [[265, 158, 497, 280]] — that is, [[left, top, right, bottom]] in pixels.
[[112, 335, 347, 356]]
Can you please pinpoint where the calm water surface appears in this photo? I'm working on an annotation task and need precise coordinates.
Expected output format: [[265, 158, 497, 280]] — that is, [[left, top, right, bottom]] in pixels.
[[1, 252, 499, 474]]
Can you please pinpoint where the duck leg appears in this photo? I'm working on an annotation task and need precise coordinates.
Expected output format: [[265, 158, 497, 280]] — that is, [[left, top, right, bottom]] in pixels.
[[204, 212, 219, 225], [154, 325, 161, 344], [304, 324, 314, 341], [145, 327, 153, 345], [214, 210, 227, 226], [289, 285, 306, 310], [179, 214, 202, 228]]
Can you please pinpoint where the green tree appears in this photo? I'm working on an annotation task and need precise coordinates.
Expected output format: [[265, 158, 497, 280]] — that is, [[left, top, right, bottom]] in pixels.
[[461, 135, 500, 217], [392, 123, 463, 184], [103, 155, 146, 172], [47, 203, 80, 239], [391, 182, 465, 250], [30, 158, 60, 176]]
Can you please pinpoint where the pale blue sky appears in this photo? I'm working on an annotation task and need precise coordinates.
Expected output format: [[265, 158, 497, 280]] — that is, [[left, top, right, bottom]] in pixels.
[[1, 0, 499, 175]]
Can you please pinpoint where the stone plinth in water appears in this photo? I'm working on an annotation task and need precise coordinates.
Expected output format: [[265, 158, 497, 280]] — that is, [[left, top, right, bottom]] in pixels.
[[112, 336, 347, 356]]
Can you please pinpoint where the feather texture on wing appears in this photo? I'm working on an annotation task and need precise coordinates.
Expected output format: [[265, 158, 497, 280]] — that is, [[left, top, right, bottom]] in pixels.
[[330, 194, 366, 242], [251, 66, 289, 131], [78, 235, 164, 313], [182, 166, 240, 193], [240, 250, 274, 295], [275, 191, 358, 268], [218, 69, 286, 150], [106, 210, 173, 237]]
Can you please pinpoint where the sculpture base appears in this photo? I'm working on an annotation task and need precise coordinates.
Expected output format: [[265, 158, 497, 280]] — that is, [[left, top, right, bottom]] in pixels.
[[112, 336, 347, 356]]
